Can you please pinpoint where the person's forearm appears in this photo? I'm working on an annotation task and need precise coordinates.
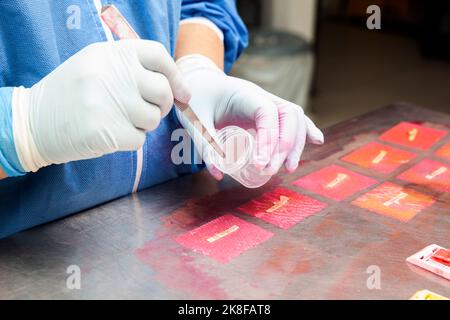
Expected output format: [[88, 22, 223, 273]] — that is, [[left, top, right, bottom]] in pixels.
[[175, 22, 224, 70], [0, 167, 6, 179]]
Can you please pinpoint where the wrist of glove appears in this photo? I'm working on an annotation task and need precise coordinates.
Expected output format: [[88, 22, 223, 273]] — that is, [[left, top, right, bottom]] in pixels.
[[176, 54, 324, 180], [12, 40, 190, 173]]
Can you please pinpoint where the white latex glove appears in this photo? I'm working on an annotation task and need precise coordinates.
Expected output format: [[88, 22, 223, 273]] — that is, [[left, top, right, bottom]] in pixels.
[[176, 54, 324, 180], [12, 40, 190, 172]]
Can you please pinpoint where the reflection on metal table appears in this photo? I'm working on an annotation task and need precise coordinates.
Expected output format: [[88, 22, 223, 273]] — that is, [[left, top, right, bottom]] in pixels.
[[0, 103, 449, 299]]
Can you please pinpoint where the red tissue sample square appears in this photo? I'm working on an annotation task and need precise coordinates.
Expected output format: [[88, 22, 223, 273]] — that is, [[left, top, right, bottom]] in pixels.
[[238, 187, 327, 229], [432, 249, 450, 267], [292, 165, 377, 201], [352, 182, 435, 222], [379, 122, 447, 151], [341, 142, 416, 174], [397, 159, 450, 193], [175, 214, 273, 264], [436, 141, 450, 160]]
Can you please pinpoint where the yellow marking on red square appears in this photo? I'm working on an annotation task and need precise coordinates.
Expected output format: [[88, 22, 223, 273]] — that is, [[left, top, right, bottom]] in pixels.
[[238, 187, 327, 229], [176, 214, 273, 264], [341, 142, 416, 174], [292, 165, 377, 201], [379, 122, 447, 151], [397, 159, 450, 193], [352, 182, 435, 222]]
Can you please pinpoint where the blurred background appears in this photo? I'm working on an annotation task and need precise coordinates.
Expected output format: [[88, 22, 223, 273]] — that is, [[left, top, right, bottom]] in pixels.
[[231, 0, 450, 128]]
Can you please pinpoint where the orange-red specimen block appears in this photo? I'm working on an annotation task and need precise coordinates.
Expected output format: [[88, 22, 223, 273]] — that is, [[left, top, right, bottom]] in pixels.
[[293, 165, 377, 201], [436, 141, 450, 160], [432, 249, 450, 267], [397, 159, 450, 193], [238, 187, 327, 229], [352, 182, 435, 222], [379, 122, 447, 151], [341, 142, 416, 174], [176, 214, 273, 264]]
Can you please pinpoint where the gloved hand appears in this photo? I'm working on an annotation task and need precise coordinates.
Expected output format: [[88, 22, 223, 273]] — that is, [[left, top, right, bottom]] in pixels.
[[176, 54, 324, 180], [13, 39, 190, 173]]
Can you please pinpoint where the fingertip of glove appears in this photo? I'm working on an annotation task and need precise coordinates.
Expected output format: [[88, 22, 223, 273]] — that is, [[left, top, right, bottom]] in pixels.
[[172, 73, 192, 104], [310, 131, 324, 145], [286, 162, 298, 173]]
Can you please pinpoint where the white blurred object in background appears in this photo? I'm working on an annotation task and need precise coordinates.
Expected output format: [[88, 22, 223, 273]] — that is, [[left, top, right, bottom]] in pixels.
[[231, 30, 314, 113]]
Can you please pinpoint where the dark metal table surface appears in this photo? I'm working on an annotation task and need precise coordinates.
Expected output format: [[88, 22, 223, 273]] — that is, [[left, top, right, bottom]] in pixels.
[[0, 103, 449, 299]]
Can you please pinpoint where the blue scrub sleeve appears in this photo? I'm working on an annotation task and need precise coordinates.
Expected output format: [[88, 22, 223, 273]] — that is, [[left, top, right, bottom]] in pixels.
[[0, 87, 25, 177], [181, 0, 249, 73]]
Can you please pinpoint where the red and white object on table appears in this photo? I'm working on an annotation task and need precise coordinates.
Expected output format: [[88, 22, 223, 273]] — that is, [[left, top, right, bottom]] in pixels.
[[406, 244, 450, 281]]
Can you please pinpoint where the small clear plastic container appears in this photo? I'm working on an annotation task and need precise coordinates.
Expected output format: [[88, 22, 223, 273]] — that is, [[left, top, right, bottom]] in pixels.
[[207, 126, 272, 188]]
